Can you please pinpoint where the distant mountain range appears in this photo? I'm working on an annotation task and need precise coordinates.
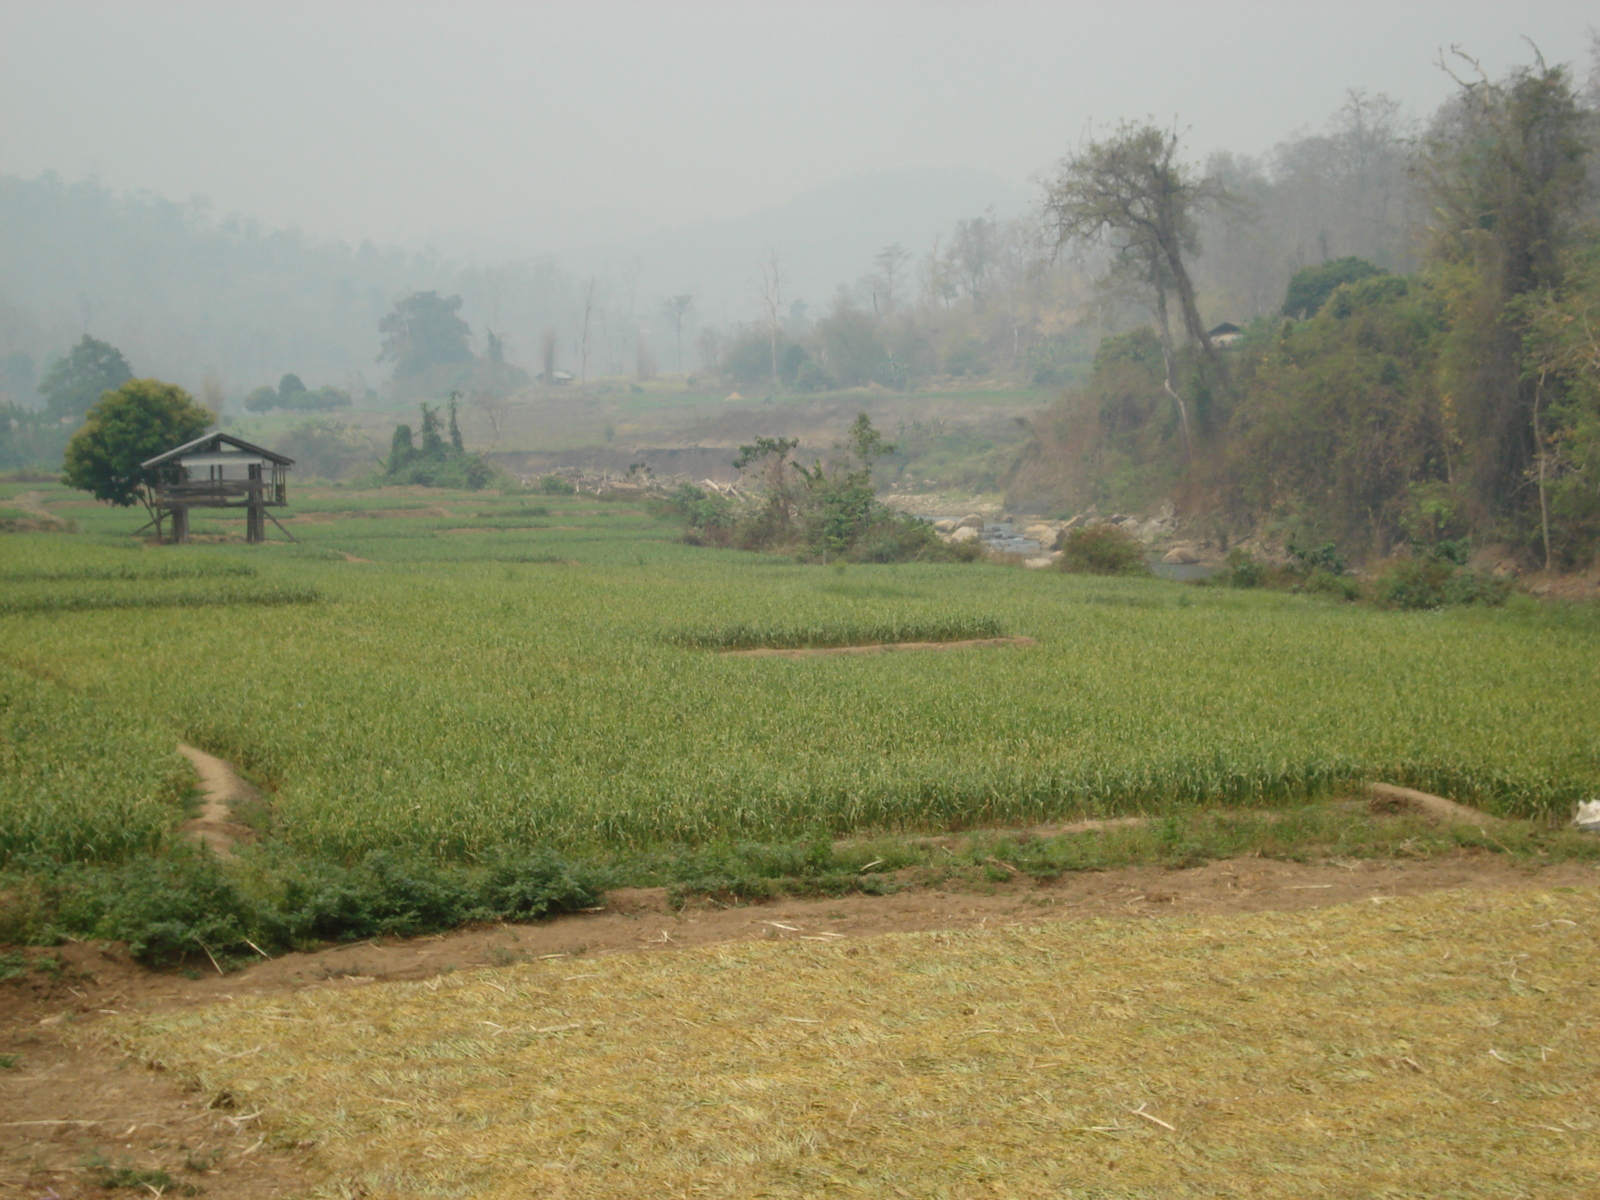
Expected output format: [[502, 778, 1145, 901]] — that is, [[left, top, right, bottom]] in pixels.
[[0, 166, 1027, 400]]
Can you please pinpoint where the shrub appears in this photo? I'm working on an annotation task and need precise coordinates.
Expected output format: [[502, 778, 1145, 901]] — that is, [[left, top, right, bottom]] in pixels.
[[1225, 548, 1266, 588], [1059, 524, 1151, 576], [1374, 558, 1512, 610], [537, 475, 576, 495], [1287, 537, 1347, 577]]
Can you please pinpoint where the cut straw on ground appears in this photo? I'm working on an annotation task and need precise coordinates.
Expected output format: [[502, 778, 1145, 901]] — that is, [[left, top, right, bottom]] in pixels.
[[108, 886, 1600, 1199]]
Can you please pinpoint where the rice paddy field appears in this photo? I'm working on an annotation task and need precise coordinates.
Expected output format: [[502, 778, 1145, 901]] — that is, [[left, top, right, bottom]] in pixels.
[[3, 478, 1600, 872]]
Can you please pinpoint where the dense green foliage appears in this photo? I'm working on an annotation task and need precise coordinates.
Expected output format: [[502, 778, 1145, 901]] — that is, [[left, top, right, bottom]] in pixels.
[[1058, 523, 1151, 576], [61, 379, 212, 509], [382, 395, 495, 488], [379, 290, 475, 380], [36, 334, 133, 421], [1011, 55, 1600, 568], [1281, 257, 1387, 318], [668, 415, 958, 563], [243, 374, 352, 413]]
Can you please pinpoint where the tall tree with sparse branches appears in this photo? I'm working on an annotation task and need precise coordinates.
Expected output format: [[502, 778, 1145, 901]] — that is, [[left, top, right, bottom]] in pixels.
[[661, 294, 694, 372], [1041, 121, 1233, 449]]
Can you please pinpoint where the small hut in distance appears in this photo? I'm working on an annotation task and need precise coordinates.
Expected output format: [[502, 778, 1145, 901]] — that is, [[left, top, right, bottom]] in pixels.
[[140, 432, 295, 544]]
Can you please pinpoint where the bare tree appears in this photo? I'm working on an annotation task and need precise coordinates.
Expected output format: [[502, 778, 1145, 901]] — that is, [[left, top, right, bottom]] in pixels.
[[661, 294, 694, 372], [755, 250, 785, 380], [865, 243, 912, 317], [1042, 120, 1233, 450], [696, 326, 723, 374], [578, 277, 596, 382], [635, 329, 655, 381], [540, 328, 558, 383], [950, 213, 997, 310], [919, 232, 954, 309]]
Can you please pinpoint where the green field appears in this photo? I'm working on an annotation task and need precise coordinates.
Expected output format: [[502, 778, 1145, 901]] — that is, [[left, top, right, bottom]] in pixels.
[[3, 480, 1599, 950]]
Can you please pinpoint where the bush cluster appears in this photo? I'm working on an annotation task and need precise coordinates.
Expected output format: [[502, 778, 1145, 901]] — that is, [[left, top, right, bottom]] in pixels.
[[1374, 558, 1512, 610], [1058, 523, 1151, 576], [381, 395, 499, 489], [663, 415, 968, 564], [5, 845, 600, 965]]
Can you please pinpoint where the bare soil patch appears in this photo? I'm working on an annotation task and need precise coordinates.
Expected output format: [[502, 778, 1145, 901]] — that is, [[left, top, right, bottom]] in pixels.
[[9, 491, 67, 525], [722, 635, 1037, 658], [175, 744, 260, 858]]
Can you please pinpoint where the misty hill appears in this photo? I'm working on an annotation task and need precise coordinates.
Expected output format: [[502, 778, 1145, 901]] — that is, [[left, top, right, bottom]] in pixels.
[[575, 167, 1028, 320], [0, 167, 1025, 407], [0, 173, 485, 403]]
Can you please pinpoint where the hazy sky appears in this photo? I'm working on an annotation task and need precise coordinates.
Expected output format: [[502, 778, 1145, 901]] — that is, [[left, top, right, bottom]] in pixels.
[[2, 1, 1596, 258]]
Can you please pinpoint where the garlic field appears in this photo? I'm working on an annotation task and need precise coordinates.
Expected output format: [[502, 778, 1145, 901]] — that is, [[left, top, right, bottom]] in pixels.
[[3, 482, 1599, 871]]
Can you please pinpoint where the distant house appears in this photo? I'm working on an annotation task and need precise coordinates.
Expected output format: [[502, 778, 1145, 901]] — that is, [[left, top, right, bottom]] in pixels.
[[141, 431, 294, 544], [550, 370, 575, 385], [1207, 322, 1244, 348]]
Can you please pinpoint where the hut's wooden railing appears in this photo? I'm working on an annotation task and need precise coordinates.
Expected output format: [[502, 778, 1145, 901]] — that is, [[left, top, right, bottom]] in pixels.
[[152, 480, 288, 506]]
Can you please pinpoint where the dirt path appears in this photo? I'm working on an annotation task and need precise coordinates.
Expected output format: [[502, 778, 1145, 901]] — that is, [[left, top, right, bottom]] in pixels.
[[176, 744, 260, 858], [7, 491, 66, 526]]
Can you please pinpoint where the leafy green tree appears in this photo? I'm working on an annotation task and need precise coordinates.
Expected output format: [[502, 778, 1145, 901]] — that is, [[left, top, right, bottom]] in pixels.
[[37, 335, 133, 421], [277, 373, 307, 401], [1421, 52, 1593, 520], [1519, 233, 1600, 566], [382, 400, 493, 489], [1282, 257, 1387, 317], [62, 379, 212, 522], [378, 291, 475, 379], [1215, 274, 1454, 555], [447, 392, 465, 452], [388, 423, 417, 472]]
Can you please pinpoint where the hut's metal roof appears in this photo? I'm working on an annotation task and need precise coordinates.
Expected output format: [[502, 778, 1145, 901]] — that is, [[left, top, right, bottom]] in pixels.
[[141, 432, 294, 470]]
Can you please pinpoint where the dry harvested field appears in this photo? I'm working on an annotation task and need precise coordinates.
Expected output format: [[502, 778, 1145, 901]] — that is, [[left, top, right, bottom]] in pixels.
[[4, 859, 1599, 1199]]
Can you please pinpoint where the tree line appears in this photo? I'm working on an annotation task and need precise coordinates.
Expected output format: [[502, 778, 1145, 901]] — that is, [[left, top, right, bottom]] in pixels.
[[1005, 47, 1600, 570]]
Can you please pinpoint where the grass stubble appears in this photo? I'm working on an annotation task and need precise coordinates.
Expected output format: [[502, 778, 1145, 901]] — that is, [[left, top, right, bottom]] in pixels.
[[112, 885, 1600, 1199]]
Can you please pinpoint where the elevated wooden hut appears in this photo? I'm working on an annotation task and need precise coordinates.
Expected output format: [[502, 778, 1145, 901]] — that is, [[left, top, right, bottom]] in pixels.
[[141, 432, 294, 544]]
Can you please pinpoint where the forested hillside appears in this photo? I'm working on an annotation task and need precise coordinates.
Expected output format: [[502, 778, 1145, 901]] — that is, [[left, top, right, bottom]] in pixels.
[[1007, 51, 1600, 569]]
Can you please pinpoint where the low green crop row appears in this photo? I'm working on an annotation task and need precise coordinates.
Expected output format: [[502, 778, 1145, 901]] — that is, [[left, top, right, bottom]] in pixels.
[[0, 582, 319, 616], [0, 561, 256, 583], [665, 613, 1005, 650]]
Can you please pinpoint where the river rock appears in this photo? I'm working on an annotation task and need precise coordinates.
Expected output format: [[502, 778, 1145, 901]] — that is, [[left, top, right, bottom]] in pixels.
[[958, 513, 984, 529], [1023, 556, 1055, 570], [950, 526, 980, 544], [1023, 523, 1056, 545], [1162, 545, 1201, 565], [933, 519, 957, 534]]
